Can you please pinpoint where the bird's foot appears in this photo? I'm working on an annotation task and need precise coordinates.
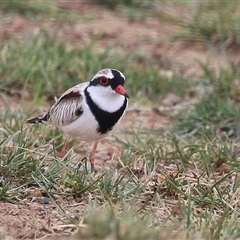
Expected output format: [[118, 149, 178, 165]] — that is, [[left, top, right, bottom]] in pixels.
[[56, 139, 71, 158], [56, 149, 68, 158]]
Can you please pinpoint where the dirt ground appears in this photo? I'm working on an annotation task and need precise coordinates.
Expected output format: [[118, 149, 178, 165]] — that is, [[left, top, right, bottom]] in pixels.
[[0, 2, 239, 239]]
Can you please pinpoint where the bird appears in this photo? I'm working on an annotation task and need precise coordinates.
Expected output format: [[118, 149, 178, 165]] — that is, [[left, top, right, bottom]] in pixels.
[[26, 69, 129, 172]]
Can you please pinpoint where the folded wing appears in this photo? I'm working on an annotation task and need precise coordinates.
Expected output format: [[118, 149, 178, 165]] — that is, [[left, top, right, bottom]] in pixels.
[[27, 85, 85, 126]]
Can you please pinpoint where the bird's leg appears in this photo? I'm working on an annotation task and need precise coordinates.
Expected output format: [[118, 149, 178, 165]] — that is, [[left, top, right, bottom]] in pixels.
[[56, 138, 70, 158], [89, 141, 99, 172]]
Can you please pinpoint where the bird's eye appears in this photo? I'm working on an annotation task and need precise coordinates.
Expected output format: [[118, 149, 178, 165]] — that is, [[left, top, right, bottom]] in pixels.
[[99, 76, 109, 85]]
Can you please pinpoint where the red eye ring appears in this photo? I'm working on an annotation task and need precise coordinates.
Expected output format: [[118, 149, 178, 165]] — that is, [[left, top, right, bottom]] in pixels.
[[99, 76, 109, 85]]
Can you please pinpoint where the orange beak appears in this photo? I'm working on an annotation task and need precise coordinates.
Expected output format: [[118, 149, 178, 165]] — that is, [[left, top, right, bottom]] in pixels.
[[115, 85, 129, 98]]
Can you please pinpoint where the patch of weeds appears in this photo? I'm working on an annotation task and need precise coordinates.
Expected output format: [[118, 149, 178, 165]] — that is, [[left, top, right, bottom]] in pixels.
[[202, 211, 240, 240], [1, 105, 240, 239], [181, 200, 240, 240], [0, 31, 190, 106], [0, 0, 80, 21], [201, 62, 240, 101], [168, 134, 238, 171], [163, 171, 227, 208], [116, 131, 238, 207], [0, 31, 81, 100], [175, 96, 240, 138], [63, 169, 104, 197], [115, 130, 165, 170], [149, 136, 240, 238], [1, 125, 54, 189], [1, 109, 25, 136], [121, 128, 237, 169], [78, 207, 159, 240], [0, 180, 14, 202], [174, 64, 240, 138], [0, 109, 72, 198], [175, 0, 240, 48], [90, 0, 158, 10], [97, 170, 145, 202], [127, 66, 190, 100]]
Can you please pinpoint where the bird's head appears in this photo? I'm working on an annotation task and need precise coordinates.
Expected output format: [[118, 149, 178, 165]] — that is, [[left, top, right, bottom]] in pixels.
[[89, 69, 129, 98]]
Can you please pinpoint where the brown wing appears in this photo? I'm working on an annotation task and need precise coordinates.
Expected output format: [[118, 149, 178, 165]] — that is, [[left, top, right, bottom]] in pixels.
[[27, 82, 88, 126], [47, 89, 83, 126]]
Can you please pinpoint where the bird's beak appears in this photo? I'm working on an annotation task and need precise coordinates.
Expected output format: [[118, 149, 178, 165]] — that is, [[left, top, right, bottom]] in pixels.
[[115, 85, 129, 98]]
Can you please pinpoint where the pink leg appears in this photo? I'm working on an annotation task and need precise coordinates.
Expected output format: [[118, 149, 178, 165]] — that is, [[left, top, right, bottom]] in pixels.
[[56, 138, 70, 158], [89, 141, 99, 172]]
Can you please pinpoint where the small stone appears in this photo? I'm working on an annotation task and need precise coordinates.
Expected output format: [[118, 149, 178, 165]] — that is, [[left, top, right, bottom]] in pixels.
[[43, 197, 51, 204]]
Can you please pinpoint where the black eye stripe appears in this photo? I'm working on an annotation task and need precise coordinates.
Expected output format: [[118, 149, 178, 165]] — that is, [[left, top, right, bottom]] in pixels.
[[89, 70, 125, 89]]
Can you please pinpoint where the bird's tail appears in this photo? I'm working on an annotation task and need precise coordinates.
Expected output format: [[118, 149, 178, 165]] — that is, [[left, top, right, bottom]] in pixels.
[[26, 113, 48, 124]]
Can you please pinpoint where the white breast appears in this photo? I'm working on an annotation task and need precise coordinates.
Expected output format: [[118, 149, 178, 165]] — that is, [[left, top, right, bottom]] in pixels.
[[59, 99, 106, 142]]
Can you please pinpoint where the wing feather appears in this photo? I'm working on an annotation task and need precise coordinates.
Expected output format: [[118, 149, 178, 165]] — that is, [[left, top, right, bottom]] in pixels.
[[27, 82, 88, 126], [47, 89, 83, 126]]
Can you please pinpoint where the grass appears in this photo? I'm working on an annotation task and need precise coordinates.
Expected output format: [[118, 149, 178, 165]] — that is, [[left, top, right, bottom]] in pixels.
[[175, 0, 240, 48], [2, 110, 240, 239], [174, 63, 240, 139], [0, 31, 190, 108], [1, 0, 240, 239], [0, 0, 81, 21], [90, 0, 159, 10]]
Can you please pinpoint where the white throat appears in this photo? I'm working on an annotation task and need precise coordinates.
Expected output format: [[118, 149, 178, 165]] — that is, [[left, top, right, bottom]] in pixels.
[[86, 85, 126, 113]]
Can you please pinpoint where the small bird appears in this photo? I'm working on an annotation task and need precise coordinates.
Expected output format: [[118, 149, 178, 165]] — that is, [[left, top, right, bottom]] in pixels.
[[27, 69, 129, 172]]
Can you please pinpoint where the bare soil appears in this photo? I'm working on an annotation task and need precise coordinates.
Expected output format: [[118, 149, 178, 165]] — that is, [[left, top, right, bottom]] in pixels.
[[0, 2, 239, 239]]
